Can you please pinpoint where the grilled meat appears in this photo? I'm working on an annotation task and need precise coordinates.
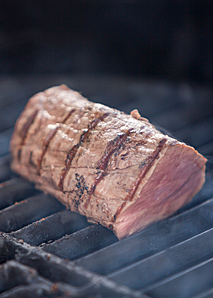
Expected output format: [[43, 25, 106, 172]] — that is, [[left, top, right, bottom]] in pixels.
[[10, 85, 207, 239]]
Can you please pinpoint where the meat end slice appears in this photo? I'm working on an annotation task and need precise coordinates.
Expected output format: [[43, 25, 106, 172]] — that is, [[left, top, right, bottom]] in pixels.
[[113, 143, 205, 239], [10, 85, 207, 239]]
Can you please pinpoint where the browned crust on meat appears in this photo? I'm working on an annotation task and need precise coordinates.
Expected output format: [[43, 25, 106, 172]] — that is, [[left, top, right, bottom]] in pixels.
[[58, 112, 109, 191], [10, 85, 207, 240], [84, 128, 134, 209], [20, 110, 39, 144], [18, 110, 39, 161], [37, 109, 76, 174]]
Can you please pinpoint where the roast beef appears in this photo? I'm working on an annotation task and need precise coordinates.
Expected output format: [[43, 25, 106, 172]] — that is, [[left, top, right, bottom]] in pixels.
[[10, 85, 207, 239]]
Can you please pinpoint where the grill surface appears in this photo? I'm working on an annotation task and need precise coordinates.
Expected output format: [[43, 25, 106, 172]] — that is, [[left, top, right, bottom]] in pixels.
[[0, 76, 212, 298]]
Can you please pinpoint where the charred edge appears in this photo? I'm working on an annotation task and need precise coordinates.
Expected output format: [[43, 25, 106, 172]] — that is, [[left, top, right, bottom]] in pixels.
[[90, 172, 104, 194], [113, 202, 126, 222], [18, 110, 39, 161], [84, 129, 133, 209], [126, 138, 167, 202], [97, 131, 130, 170], [20, 110, 39, 145], [37, 109, 76, 174], [58, 145, 79, 192], [17, 149, 22, 162], [58, 144, 80, 191], [62, 109, 76, 123], [88, 113, 109, 130], [108, 223, 114, 231], [58, 168, 67, 193], [58, 113, 109, 192], [37, 127, 59, 174], [29, 151, 37, 168], [113, 138, 167, 221]]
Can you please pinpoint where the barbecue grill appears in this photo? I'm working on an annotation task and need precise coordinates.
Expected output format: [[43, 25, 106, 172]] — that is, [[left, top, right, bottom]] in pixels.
[[0, 76, 212, 298]]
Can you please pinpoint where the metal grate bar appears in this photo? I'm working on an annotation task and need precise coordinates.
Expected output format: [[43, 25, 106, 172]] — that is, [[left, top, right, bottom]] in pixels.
[[41, 225, 117, 260], [0, 168, 11, 184], [192, 287, 213, 298], [75, 198, 213, 275], [0, 179, 38, 211], [175, 167, 213, 214], [0, 260, 46, 293], [0, 233, 91, 288], [11, 209, 89, 246], [143, 258, 213, 298], [0, 128, 13, 157], [0, 233, 144, 297], [0, 261, 79, 298], [0, 194, 64, 233], [0, 155, 11, 183], [16, 249, 144, 298], [108, 228, 213, 290], [16, 250, 92, 288], [77, 281, 146, 298], [17, 246, 143, 298], [0, 283, 58, 298]]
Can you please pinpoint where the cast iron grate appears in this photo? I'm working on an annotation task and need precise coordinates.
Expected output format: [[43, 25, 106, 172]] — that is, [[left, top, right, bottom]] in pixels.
[[0, 77, 212, 298]]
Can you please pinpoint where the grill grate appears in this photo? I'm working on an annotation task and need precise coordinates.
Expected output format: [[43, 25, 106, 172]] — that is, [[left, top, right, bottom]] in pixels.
[[0, 77, 212, 298], [0, 234, 144, 298]]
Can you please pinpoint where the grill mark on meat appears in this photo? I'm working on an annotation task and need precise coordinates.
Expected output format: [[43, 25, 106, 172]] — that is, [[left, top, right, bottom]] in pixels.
[[97, 129, 134, 170], [37, 109, 76, 174], [125, 138, 167, 202], [29, 151, 37, 168], [17, 149, 22, 162], [84, 129, 134, 209], [62, 109, 77, 123], [18, 110, 39, 161], [37, 126, 59, 173], [113, 138, 167, 221], [58, 113, 109, 192], [110, 165, 199, 230], [20, 110, 39, 144]]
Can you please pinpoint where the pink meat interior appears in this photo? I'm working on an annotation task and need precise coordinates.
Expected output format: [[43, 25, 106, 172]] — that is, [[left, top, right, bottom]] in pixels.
[[115, 144, 206, 239]]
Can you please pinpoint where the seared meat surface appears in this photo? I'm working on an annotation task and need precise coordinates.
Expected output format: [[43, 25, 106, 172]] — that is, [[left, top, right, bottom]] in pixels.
[[10, 85, 207, 239]]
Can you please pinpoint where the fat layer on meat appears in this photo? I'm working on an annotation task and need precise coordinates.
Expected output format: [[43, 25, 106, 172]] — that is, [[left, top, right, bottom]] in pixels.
[[10, 85, 207, 239]]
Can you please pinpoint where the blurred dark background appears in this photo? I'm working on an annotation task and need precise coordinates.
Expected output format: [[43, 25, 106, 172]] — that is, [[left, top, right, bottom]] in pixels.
[[0, 0, 212, 84]]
